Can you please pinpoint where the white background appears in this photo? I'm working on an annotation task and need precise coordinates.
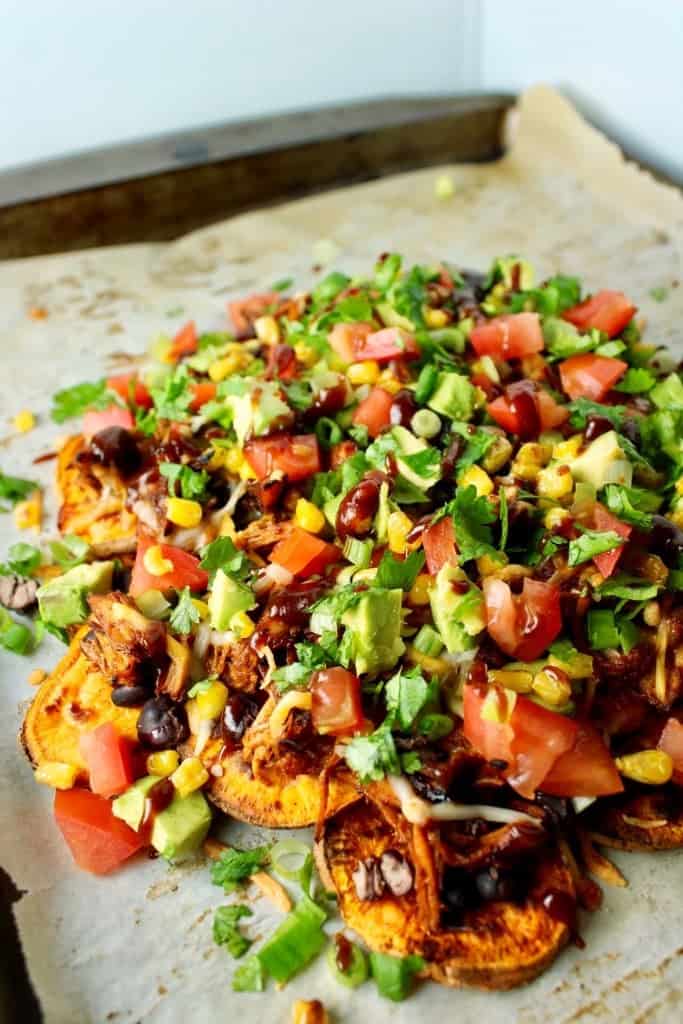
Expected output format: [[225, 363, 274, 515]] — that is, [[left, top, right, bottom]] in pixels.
[[0, 0, 681, 181]]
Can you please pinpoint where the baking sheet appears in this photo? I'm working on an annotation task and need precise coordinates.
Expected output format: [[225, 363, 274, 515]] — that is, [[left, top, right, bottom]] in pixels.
[[2, 85, 683, 1024]]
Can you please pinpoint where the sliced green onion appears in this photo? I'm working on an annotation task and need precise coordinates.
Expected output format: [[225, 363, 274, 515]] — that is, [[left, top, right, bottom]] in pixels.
[[257, 896, 327, 983], [417, 712, 453, 741], [0, 611, 34, 655], [369, 951, 424, 1001], [343, 537, 373, 569], [336, 565, 358, 585], [414, 364, 439, 405], [270, 839, 311, 881], [413, 624, 443, 658], [315, 417, 343, 447], [410, 408, 441, 439], [587, 609, 619, 650], [326, 937, 368, 989], [135, 589, 172, 620]]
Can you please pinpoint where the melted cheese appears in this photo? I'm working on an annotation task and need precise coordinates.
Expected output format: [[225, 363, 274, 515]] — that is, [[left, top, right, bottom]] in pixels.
[[388, 775, 542, 828]]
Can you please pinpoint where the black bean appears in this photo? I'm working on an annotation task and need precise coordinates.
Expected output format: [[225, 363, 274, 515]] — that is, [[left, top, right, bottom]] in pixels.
[[111, 684, 151, 708], [90, 427, 142, 477], [583, 414, 613, 443], [649, 515, 683, 567], [137, 695, 188, 749], [389, 389, 417, 427]]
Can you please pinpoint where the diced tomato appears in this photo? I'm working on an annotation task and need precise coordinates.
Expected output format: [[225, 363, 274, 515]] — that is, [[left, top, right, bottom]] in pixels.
[[265, 343, 298, 381], [244, 434, 320, 482], [311, 667, 363, 735], [106, 373, 153, 409], [535, 389, 569, 429], [189, 380, 217, 412], [353, 327, 420, 363], [79, 723, 135, 798], [541, 721, 623, 797], [328, 322, 373, 364], [258, 479, 284, 510], [229, 292, 279, 337], [129, 535, 209, 597], [559, 354, 628, 401], [352, 387, 393, 438], [658, 718, 683, 783], [270, 527, 340, 578], [563, 290, 636, 339], [470, 313, 544, 360], [168, 320, 198, 361], [422, 516, 457, 575], [54, 788, 144, 874], [487, 395, 520, 434], [463, 683, 513, 763], [483, 577, 562, 662], [83, 405, 135, 437], [487, 385, 566, 439], [592, 503, 631, 578]]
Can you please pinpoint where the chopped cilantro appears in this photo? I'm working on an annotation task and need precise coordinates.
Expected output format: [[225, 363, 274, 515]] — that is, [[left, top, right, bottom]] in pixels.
[[50, 379, 111, 422], [0, 542, 42, 577], [567, 529, 625, 568], [343, 722, 400, 783], [601, 484, 658, 529], [199, 537, 251, 582], [448, 485, 497, 563], [271, 276, 293, 292], [159, 462, 210, 501], [614, 368, 656, 394], [649, 286, 669, 302], [568, 398, 625, 431], [150, 365, 192, 420], [498, 488, 509, 551], [0, 609, 35, 655], [385, 666, 429, 730], [0, 470, 38, 507], [168, 587, 201, 635], [597, 575, 660, 602], [213, 905, 253, 959], [211, 845, 271, 893], [400, 751, 423, 775], [272, 662, 312, 692], [374, 549, 425, 591], [399, 447, 441, 482], [49, 534, 89, 569]]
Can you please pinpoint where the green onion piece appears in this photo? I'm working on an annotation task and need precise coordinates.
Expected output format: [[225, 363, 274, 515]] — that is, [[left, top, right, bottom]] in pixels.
[[587, 609, 620, 650], [413, 624, 443, 658], [343, 537, 373, 569], [0, 609, 34, 655], [369, 951, 425, 1001], [270, 839, 311, 881], [414, 364, 439, 405], [257, 896, 327, 983], [134, 589, 172, 620], [417, 712, 453, 740], [618, 616, 640, 654], [232, 956, 265, 992], [410, 408, 441, 439], [315, 417, 343, 447], [326, 937, 368, 989]]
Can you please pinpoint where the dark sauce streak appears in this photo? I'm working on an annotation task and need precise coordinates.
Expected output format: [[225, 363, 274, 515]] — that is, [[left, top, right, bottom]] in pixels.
[[334, 932, 353, 973], [138, 778, 175, 846], [32, 450, 58, 464]]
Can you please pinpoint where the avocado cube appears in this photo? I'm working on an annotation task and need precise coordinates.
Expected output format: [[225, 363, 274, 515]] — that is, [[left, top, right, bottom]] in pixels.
[[341, 588, 405, 675], [428, 372, 477, 422]]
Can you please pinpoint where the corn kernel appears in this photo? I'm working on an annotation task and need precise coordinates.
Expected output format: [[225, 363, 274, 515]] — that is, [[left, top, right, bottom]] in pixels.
[[482, 435, 513, 473], [191, 598, 210, 619], [14, 490, 42, 532], [405, 646, 450, 675], [481, 687, 517, 723], [615, 750, 673, 785], [532, 669, 572, 706], [552, 435, 583, 461], [294, 341, 318, 367], [544, 506, 571, 530], [459, 465, 494, 496], [643, 600, 661, 627], [232, 611, 255, 639], [548, 650, 593, 680], [472, 355, 500, 384], [347, 360, 380, 386], [147, 750, 180, 777], [670, 506, 683, 529], [487, 669, 533, 693], [254, 314, 280, 345], [424, 307, 449, 329], [270, 691, 313, 739], [34, 761, 78, 789], [537, 463, 574, 501], [476, 552, 507, 577], [294, 498, 326, 534], [408, 573, 433, 606], [13, 409, 35, 433], [167, 496, 203, 528], [143, 544, 174, 576], [208, 352, 248, 382], [377, 369, 402, 395], [170, 756, 210, 797], [434, 173, 455, 201], [388, 510, 413, 554], [675, 476, 683, 496], [196, 680, 229, 721]]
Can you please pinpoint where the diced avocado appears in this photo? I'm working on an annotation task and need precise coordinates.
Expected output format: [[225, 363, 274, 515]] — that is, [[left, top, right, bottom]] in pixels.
[[375, 301, 415, 332], [112, 775, 160, 832], [226, 382, 291, 446], [392, 426, 441, 490], [151, 790, 211, 862], [135, 589, 172, 620], [342, 588, 405, 675], [570, 430, 633, 490], [427, 372, 477, 422], [323, 493, 343, 529], [37, 560, 114, 629], [542, 317, 594, 359], [429, 564, 485, 654], [650, 372, 683, 410], [208, 569, 255, 631]]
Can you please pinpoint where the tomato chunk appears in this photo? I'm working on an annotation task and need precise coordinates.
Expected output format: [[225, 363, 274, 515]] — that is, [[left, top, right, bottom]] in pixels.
[[559, 354, 628, 401], [535, 388, 569, 429], [311, 668, 363, 735], [129, 535, 209, 597], [483, 577, 562, 661], [270, 527, 340, 577], [79, 723, 135, 798], [563, 290, 636, 339], [54, 789, 144, 874], [463, 683, 513, 763], [229, 292, 279, 337], [353, 327, 420, 363], [470, 313, 544, 360], [83, 405, 135, 437], [541, 721, 623, 797], [352, 387, 393, 438], [244, 434, 320, 482], [487, 384, 566, 439], [106, 373, 153, 409], [189, 380, 217, 412], [328, 322, 373, 364], [592, 503, 631, 579], [168, 320, 198, 361], [658, 718, 683, 783], [422, 516, 457, 575]]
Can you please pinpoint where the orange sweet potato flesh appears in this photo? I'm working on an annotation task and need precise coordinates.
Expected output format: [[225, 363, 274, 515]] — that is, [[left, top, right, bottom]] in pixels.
[[316, 799, 574, 990], [57, 435, 137, 555], [585, 786, 683, 851]]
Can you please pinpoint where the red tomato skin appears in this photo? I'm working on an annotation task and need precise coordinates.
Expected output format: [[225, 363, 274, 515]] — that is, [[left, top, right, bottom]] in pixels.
[[106, 373, 153, 409], [487, 387, 567, 437], [463, 683, 513, 763], [470, 313, 544, 360], [505, 696, 578, 798], [328, 322, 373, 364], [563, 290, 636, 339], [536, 389, 569, 429], [354, 327, 420, 363], [352, 387, 394, 438], [189, 381, 217, 412], [229, 292, 279, 337], [79, 723, 135, 798], [129, 535, 209, 597], [487, 395, 520, 434], [559, 354, 628, 401], [422, 516, 458, 575], [270, 527, 339, 577], [483, 578, 562, 662], [311, 667, 363, 735], [169, 320, 198, 361], [592, 503, 631, 578], [482, 577, 518, 656], [541, 721, 623, 797], [83, 405, 135, 437], [658, 718, 683, 782], [244, 434, 320, 482], [54, 789, 144, 874]]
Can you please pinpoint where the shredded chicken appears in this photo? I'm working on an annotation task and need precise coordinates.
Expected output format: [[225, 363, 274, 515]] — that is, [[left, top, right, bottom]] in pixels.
[[235, 515, 293, 551], [81, 592, 167, 684]]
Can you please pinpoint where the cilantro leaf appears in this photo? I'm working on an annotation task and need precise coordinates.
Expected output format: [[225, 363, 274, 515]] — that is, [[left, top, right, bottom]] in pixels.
[[159, 462, 210, 501], [343, 722, 400, 783], [449, 485, 497, 562], [398, 447, 441, 483], [49, 534, 89, 569], [614, 368, 656, 394], [568, 398, 626, 431], [597, 574, 660, 602], [50, 379, 111, 423], [271, 277, 293, 292], [310, 587, 362, 634], [150, 366, 192, 420], [0, 542, 42, 577], [567, 529, 625, 567], [498, 488, 509, 551], [385, 667, 429, 730], [211, 845, 271, 893], [213, 905, 252, 959], [0, 609, 35, 655], [168, 587, 201, 635], [449, 423, 496, 474], [374, 549, 425, 591], [601, 483, 658, 529], [0, 470, 38, 507], [272, 662, 312, 692], [401, 752, 423, 774], [199, 537, 251, 582]]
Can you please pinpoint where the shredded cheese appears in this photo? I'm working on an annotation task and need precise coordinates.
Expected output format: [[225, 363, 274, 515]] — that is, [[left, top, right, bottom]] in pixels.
[[388, 775, 542, 828]]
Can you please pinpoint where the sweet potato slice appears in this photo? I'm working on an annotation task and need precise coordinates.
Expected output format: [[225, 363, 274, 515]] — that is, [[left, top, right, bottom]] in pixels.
[[21, 629, 139, 780], [56, 435, 137, 554], [584, 786, 683, 851], [316, 800, 573, 990]]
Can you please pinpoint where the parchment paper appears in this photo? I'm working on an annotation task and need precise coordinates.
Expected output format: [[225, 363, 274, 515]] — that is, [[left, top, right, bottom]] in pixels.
[[2, 86, 683, 1024]]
